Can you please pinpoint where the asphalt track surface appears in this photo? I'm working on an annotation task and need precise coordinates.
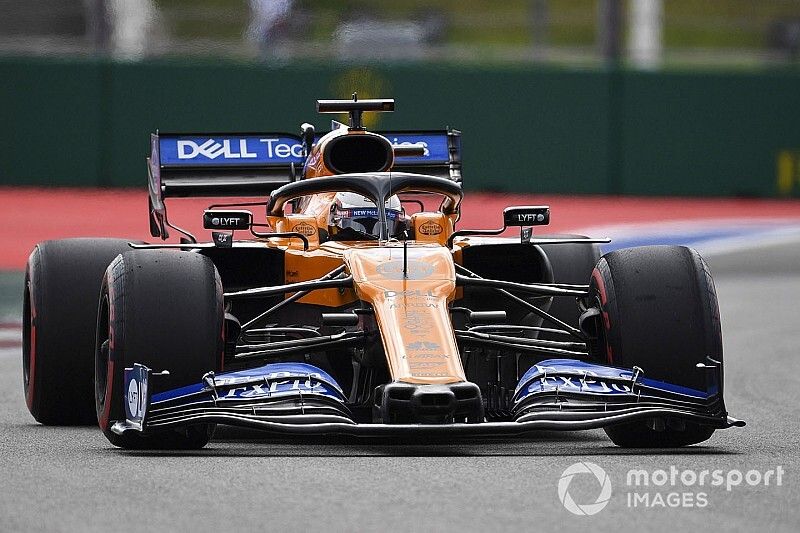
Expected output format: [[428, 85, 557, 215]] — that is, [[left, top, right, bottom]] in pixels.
[[0, 191, 798, 531]]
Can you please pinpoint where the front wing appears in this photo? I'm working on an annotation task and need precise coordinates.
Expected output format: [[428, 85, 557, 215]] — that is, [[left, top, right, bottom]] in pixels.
[[112, 360, 744, 439]]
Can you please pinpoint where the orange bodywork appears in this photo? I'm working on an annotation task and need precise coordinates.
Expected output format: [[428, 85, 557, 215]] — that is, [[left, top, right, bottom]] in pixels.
[[345, 244, 465, 384], [252, 238, 467, 385], [256, 125, 468, 385]]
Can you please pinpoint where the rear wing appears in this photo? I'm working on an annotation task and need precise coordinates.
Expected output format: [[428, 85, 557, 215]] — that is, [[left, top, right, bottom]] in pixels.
[[148, 132, 303, 238], [147, 129, 461, 238]]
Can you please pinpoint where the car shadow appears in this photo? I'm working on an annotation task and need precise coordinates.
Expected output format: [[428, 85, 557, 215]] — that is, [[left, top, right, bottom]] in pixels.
[[112, 427, 742, 458]]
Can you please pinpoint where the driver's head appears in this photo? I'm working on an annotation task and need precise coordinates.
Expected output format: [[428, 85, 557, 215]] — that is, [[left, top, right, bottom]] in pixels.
[[328, 192, 409, 240]]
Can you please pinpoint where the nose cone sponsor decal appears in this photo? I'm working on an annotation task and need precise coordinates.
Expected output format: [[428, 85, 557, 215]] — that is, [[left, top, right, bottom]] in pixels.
[[376, 260, 434, 280], [346, 246, 455, 284]]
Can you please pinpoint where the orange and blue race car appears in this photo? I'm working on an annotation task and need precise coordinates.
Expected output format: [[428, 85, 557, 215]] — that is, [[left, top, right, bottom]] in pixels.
[[22, 96, 743, 449]]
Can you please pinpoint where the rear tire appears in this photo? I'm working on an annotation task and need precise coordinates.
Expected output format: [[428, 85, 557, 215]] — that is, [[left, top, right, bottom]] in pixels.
[[536, 235, 601, 339], [23, 238, 138, 425], [95, 249, 224, 449], [589, 245, 722, 447]]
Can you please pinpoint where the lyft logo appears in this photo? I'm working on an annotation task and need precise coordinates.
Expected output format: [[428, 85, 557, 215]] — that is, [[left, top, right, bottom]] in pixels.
[[516, 213, 546, 223]]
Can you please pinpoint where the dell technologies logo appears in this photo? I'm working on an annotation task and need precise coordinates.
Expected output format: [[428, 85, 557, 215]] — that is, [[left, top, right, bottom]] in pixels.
[[177, 138, 304, 160]]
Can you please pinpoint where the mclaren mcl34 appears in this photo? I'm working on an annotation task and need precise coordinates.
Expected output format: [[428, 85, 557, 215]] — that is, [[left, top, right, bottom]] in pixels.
[[22, 97, 743, 448]]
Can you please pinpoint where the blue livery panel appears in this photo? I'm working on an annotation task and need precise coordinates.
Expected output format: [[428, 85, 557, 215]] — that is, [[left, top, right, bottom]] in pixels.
[[151, 362, 347, 404], [382, 132, 453, 165], [513, 358, 710, 406], [157, 132, 455, 168]]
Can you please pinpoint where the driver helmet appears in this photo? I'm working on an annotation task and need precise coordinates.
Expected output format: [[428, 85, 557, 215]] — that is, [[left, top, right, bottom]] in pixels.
[[328, 192, 409, 240]]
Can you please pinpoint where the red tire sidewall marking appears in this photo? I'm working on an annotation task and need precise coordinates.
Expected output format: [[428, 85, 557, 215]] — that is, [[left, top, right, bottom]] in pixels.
[[219, 319, 225, 372], [25, 276, 37, 410], [591, 267, 607, 306], [98, 276, 116, 431], [591, 266, 614, 365]]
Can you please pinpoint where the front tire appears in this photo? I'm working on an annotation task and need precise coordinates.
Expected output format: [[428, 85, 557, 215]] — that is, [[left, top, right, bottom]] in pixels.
[[590, 245, 722, 447], [95, 249, 224, 449]]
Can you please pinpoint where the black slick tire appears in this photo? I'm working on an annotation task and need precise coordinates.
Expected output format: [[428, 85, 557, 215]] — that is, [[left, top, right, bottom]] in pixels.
[[95, 249, 224, 449], [589, 245, 722, 447]]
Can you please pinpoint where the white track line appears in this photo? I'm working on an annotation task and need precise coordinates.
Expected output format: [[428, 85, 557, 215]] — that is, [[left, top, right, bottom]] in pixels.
[[572, 218, 800, 257], [0, 321, 22, 350], [0, 328, 21, 339], [0, 347, 19, 358]]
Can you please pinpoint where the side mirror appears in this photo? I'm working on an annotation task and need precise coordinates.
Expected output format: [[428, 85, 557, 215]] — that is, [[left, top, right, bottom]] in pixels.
[[203, 210, 253, 230], [502, 206, 550, 227]]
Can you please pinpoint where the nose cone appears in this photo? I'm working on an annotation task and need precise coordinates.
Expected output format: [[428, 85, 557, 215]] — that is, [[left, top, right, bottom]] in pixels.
[[345, 245, 466, 385], [410, 385, 458, 417], [376, 382, 484, 424]]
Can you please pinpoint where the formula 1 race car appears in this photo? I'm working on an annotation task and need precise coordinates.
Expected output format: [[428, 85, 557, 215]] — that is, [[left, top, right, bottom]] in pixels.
[[22, 97, 744, 449]]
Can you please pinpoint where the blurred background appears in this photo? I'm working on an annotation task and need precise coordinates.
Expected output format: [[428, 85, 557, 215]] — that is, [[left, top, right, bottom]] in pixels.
[[1, 0, 800, 197]]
